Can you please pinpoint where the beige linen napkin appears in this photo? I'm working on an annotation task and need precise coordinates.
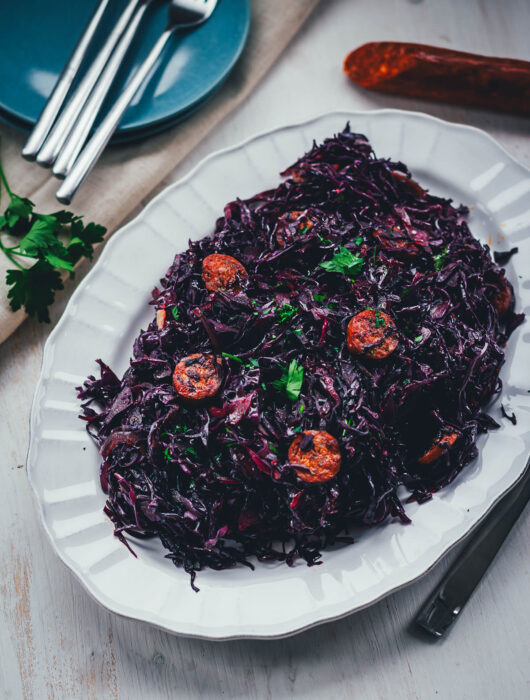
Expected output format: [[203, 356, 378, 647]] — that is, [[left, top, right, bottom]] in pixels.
[[0, 0, 318, 343]]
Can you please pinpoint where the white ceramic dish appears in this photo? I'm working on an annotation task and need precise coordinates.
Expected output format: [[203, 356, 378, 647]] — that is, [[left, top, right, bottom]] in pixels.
[[27, 110, 530, 640]]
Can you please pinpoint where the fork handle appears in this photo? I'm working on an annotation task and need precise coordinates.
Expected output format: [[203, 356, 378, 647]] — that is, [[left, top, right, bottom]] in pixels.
[[22, 0, 111, 160], [53, 2, 150, 178], [56, 28, 173, 204], [36, 0, 141, 168]]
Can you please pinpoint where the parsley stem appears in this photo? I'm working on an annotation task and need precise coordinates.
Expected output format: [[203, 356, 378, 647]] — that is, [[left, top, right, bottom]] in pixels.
[[0, 236, 25, 270], [6, 250, 35, 258]]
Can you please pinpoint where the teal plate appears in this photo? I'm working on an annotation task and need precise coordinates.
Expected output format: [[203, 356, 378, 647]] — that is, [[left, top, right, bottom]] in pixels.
[[0, 85, 216, 145], [0, 0, 250, 139]]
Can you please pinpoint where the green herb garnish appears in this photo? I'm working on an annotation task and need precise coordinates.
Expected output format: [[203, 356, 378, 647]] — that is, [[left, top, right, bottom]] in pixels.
[[374, 309, 386, 328], [222, 352, 243, 364], [320, 246, 363, 278], [271, 359, 304, 401], [276, 304, 297, 323], [433, 247, 448, 271], [0, 159, 106, 322], [171, 306, 179, 320]]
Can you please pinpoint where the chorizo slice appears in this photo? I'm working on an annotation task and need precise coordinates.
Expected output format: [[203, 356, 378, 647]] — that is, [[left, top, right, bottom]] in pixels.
[[392, 171, 427, 198], [288, 430, 341, 483], [202, 253, 248, 293], [173, 353, 223, 402], [347, 309, 399, 360], [418, 429, 459, 464], [492, 274, 513, 317]]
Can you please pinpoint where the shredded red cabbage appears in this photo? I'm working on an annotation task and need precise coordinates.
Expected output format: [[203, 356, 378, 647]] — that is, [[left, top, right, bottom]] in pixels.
[[78, 125, 523, 590]]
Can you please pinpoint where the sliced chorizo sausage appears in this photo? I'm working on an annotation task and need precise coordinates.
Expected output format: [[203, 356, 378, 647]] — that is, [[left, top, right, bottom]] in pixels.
[[173, 353, 223, 402], [202, 253, 248, 293], [347, 309, 399, 360], [418, 429, 459, 464], [492, 274, 513, 317], [288, 430, 341, 483], [392, 171, 427, 198]]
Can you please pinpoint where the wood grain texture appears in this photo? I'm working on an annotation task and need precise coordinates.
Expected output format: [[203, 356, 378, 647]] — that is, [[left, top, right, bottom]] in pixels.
[[1, 0, 529, 697]]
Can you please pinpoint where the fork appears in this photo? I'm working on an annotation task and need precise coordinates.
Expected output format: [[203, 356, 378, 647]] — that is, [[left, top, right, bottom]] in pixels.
[[21, 0, 111, 161], [56, 0, 218, 204], [52, 0, 155, 179], [35, 0, 143, 168]]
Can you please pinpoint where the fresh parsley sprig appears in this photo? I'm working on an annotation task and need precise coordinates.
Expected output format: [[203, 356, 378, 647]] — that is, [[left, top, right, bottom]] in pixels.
[[320, 246, 364, 278], [275, 303, 297, 323], [433, 246, 448, 271], [271, 359, 304, 401], [0, 158, 106, 322]]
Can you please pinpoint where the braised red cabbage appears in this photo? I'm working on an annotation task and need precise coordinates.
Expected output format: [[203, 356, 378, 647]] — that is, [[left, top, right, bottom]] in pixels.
[[78, 125, 523, 589]]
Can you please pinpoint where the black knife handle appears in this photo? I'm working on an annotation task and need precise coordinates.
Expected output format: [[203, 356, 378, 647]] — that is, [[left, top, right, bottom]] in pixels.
[[416, 462, 530, 638]]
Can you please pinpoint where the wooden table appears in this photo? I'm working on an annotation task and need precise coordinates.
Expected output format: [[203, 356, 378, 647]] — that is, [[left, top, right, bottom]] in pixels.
[[1, 0, 529, 697]]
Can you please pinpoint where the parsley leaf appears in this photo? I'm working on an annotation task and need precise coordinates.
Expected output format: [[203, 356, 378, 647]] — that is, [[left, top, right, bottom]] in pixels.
[[271, 359, 304, 401], [6, 262, 64, 322], [433, 247, 448, 271], [320, 246, 363, 278], [6, 195, 34, 227], [374, 309, 386, 328], [275, 303, 297, 323], [18, 218, 63, 256], [0, 158, 106, 321]]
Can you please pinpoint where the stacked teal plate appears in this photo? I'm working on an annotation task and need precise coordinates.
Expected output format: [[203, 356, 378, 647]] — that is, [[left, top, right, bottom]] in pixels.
[[0, 0, 250, 142]]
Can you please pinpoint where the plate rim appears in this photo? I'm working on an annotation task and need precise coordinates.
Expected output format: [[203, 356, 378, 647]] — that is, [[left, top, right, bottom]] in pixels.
[[0, 0, 251, 135], [27, 108, 530, 640]]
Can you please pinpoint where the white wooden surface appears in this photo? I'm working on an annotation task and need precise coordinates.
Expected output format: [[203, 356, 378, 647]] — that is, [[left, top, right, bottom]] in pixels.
[[1, 0, 530, 697]]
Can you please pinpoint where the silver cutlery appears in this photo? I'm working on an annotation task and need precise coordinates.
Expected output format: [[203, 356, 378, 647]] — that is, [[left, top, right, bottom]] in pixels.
[[21, 0, 111, 161], [416, 460, 530, 637], [56, 0, 218, 205], [35, 0, 142, 169], [53, 0, 154, 179]]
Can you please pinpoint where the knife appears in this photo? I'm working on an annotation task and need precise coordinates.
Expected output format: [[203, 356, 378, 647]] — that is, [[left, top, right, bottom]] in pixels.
[[416, 461, 530, 637], [22, 0, 111, 160]]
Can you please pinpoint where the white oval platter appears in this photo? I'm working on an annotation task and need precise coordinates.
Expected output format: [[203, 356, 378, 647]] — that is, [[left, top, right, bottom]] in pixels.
[[28, 110, 530, 639]]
